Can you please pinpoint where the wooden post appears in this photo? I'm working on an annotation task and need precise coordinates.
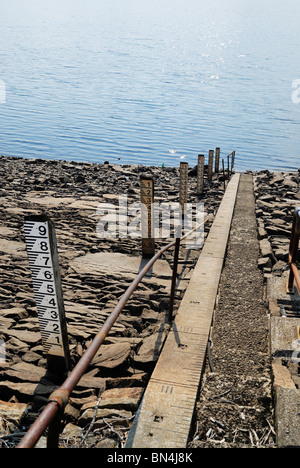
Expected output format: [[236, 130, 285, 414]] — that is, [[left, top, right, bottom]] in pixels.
[[24, 215, 71, 375], [140, 175, 155, 258], [179, 162, 189, 211], [197, 155, 204, 195], [208, 150, 214, 181], [215, 148, 220, 173], [222, 159, 226, 191], [227, 154, 230, 179]]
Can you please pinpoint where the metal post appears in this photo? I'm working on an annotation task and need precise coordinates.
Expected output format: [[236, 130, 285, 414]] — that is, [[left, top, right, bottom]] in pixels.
[[222, 159, 226, 191], [215, 148, 220, 173], [208, 150, 214, 181], [288, 208, 300, 293], [47, 406, 63, 448], [231, 151, 235, 173], [24, 215, 71, 375], [197, 155, 204, 196], [140, 175, 155, 258], [168, 233, 180, 323], [227, 154, 230, 179], [169, 162, 188, 322]]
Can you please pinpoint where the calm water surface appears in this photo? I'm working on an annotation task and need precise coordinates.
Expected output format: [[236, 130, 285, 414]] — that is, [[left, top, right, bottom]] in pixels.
[[0, 0, 299, 171]]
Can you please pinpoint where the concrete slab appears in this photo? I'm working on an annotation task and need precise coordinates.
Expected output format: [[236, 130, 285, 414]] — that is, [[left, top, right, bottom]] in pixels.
[[267, 268, 300, 447], [267, 270, 300, 301], [270, 317, 300, 355], [275, 387, 300, 448]]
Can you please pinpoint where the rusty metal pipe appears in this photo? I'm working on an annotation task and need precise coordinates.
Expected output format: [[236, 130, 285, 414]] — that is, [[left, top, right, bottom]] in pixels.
[[17, 217, 208, 449], [168, 237, 180, 322], [17, 239, 177, 448]]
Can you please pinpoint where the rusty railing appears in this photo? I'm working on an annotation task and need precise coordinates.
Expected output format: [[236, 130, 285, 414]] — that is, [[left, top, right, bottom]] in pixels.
[[288, 207, 300, 293]]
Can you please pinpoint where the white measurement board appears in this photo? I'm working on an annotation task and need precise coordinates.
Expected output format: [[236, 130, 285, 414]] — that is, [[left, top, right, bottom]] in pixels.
[[24, 216, 69, 362]]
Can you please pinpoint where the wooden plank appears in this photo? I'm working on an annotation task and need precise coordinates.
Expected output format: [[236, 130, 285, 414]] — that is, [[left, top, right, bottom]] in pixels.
[[126, 173, 240, 448]]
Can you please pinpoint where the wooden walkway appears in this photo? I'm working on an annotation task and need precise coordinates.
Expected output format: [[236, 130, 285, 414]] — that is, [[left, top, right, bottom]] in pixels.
[[126, 173, 241, 448]]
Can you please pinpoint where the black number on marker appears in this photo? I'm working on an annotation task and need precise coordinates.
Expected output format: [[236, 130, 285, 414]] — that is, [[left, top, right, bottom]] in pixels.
[[39, 226, 47, 236], [40, 241, 48, 251]]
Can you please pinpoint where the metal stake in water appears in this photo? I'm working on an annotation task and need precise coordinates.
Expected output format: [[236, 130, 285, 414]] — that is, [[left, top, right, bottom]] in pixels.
[[24, 215, 70, 374]]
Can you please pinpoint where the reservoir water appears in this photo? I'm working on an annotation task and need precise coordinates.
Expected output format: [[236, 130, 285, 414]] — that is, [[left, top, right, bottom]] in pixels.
[[0, 0, 299, 171]]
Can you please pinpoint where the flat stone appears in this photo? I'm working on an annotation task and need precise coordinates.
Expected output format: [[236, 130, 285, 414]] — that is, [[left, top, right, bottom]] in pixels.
[[272, 358, 296, 390], [96, 438, 119, 448], [0, 400, 29, 425], [69, 199, 100, 210], [61, 422, 83, 439], [69, 252, 172, 285], [11, 362, 46, 378], [258, 257, 272, 270], [77, 376, 106, 391], [4, 329, 41, 346], [92, 342, 131, 370], [133, 325, 169, 366], [267, 271, 300, 300], [259, 238, 276, 264], [99, 387, 144, 412], [80, 406, 132, 421], [0, 240, 26, 258], [25, 196, 76, 207], [0, 381, 37, 400], [0, 307, 27, 319], [270, 317, 300, 355]]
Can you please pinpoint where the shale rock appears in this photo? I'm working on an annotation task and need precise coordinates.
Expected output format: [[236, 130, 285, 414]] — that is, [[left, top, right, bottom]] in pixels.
[[0, 154, 225, 447]]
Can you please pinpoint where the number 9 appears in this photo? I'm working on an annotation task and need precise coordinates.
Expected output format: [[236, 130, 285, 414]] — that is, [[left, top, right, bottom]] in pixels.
[[39, 225, 47, 236]]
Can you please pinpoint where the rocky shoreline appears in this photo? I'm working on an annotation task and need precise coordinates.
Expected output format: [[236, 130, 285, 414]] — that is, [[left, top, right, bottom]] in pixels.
[[0, 154, 225, 448], [0, 155, 298, 448]]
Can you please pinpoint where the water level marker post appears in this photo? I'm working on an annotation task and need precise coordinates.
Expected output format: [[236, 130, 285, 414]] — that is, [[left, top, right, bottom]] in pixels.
[[197, 154, 204, 196], [215, 147, 220, 173], [179, 161, 189, 211], [227, 153, 230, 179], [140, 175, 155, 259], [24, 215, 71, 375]]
